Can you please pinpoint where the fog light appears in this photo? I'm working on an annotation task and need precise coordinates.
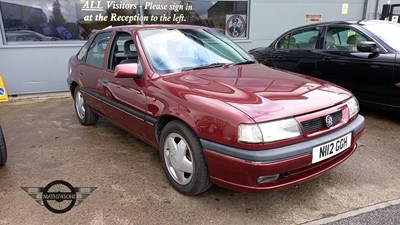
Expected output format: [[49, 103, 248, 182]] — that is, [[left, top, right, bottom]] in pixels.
[[257, 174, 280, 184]]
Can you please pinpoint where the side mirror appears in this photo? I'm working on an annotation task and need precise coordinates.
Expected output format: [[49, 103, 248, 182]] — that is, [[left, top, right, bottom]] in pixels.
[[357, 41, 378, 53], [114, 63, 140, 79], [249, 53, 258, 63]]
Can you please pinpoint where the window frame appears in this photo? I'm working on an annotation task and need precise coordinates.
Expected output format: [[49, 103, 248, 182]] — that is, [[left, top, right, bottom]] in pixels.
[[276, 27, 321, 50], [108, 31, 135, 71], [323, 25, 375, 51], [220, 0, 250, 40], [77, 39, 92, 61], [84, 31, 112, 69]]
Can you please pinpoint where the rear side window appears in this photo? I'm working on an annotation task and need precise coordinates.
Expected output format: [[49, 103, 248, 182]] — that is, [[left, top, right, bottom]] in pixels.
[[85, 32, 112, 68], [277, 28, 320, 49], [77, 41, 91, 61]]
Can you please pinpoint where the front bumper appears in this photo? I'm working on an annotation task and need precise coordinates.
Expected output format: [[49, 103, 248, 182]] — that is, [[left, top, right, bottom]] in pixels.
[[201, 115, 365, 193]]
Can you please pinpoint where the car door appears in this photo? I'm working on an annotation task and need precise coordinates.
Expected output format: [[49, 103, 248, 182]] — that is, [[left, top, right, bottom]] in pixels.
[[270, 26, 321, 76], [315, 25, 395, 106], [101, 31, 148, 139], [393, 53, 400, 107], [78, 32, 112, 113]]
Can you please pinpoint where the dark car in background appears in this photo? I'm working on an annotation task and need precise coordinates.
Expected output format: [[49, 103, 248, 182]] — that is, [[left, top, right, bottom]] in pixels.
[[0, 126, 7, 166], [249, 20, 400, 110], [68, 24, 364, 195]]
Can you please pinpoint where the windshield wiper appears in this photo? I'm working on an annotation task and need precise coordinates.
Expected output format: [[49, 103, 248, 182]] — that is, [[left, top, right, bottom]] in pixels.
[[227, 60, 256, 66], [182, 63, 228, 71], [181, 60, 255, 71]]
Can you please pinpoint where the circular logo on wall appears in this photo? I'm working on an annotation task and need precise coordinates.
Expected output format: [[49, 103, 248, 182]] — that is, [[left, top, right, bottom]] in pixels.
[[226, 14, 246, 38]]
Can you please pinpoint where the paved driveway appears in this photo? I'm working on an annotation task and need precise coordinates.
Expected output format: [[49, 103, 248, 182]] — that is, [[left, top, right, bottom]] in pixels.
[[0, 97, 399, 225]]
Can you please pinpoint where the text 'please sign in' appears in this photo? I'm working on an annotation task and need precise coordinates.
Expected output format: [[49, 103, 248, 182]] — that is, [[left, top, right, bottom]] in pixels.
[[81, 1, 193, 23]]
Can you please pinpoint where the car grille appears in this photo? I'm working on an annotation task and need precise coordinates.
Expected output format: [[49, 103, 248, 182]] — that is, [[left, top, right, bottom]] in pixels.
[[301, 111, 343, 133]]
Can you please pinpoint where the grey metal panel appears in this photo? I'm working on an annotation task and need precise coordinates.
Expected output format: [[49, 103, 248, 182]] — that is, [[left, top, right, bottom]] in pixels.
[[243, 0, 368, 50], [0, 44, 82, 95]]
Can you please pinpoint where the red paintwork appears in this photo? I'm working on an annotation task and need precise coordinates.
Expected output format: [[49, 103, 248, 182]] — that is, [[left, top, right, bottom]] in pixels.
[[114, 64, 138, 78], [149, 64, 353, 149], [68, 25, 364, 193], [204, 124, 364, 193]]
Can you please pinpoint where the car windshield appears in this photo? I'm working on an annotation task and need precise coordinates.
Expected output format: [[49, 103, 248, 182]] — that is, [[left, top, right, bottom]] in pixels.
[[363, 22, 400, 51], [138, 28, 254, 74]]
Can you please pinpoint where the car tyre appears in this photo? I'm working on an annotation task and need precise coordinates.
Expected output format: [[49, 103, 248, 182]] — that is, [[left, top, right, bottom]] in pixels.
[[0, 126, 7, 166], [74, 86, 98, 125], [160, 120, 212, 195]]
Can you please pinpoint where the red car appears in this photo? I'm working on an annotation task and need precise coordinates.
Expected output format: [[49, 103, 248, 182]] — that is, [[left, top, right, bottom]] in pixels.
[[67, 25, 365, 195]]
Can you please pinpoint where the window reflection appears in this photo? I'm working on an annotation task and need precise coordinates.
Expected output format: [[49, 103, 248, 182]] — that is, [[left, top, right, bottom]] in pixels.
[[1, 0, 77, 41], [0, 0, 249, 43]]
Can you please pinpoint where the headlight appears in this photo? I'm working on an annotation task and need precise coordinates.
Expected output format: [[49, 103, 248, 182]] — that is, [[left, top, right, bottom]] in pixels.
[[238, 123, 263, 143], [238, 118, 302, 143], [345, 97, 359, 118]]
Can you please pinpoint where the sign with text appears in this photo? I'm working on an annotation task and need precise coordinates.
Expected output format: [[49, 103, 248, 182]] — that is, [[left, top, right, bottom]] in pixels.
[[305, 14, 322, 23], [0, 76, 8, 103], [342, 3, 349, 15], [80, 1, 193, 24]]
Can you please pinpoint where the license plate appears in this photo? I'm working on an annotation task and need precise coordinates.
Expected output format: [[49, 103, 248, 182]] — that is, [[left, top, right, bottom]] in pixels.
[[312, 133, 352, 164]]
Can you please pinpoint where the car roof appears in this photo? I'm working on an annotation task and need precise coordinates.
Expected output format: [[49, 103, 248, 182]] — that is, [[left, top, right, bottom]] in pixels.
[[289, 19, 393, 30], [101, 24, 209, 33]]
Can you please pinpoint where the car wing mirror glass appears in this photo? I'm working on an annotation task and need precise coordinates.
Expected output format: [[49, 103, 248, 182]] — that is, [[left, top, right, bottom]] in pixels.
[[114, 63, 140, 79], [357, 41, 377, 53]]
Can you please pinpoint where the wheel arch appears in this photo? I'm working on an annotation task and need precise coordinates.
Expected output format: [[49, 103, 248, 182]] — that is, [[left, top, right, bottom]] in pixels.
[[69, 81, 78, 99], [155, 113, 198, 145]]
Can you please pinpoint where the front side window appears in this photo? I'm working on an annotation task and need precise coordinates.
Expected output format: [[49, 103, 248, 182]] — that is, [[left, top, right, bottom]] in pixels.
[[108, 32, 137, 70], [324, 27, 369, 51], [139, 28, 253, 74], [85, 32, 112, 68], [277, 28, 320, 49], [0, 0, 249, 44]]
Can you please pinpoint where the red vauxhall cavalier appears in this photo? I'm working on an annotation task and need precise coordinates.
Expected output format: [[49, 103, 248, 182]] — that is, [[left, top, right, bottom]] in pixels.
[[68, 25, 365, 195]]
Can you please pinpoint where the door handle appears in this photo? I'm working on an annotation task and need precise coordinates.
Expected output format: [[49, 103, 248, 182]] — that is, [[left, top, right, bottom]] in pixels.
[[102, 78, 108, 84], [323, 57, 332, 61], [79, 71, 84, 76]]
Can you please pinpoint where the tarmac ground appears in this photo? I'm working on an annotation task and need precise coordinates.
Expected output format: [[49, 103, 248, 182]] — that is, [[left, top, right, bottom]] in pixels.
[[0, 97, 399, 225]]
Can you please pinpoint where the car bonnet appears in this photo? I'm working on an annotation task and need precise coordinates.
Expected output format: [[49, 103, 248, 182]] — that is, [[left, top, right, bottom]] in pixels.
[[162, 64, 352, 123]]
